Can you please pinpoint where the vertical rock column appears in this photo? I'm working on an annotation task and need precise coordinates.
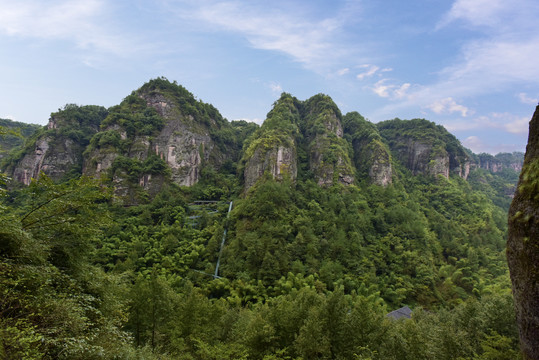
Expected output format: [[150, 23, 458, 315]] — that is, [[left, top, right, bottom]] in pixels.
[[507, 105, 539, 360]]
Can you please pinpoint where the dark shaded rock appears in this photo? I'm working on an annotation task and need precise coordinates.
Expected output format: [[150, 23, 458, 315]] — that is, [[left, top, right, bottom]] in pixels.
[[507, 105, 539, 360]]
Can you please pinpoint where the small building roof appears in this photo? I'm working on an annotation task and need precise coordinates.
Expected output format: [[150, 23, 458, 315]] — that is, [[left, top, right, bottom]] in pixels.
[[386, 306, 412, 320]]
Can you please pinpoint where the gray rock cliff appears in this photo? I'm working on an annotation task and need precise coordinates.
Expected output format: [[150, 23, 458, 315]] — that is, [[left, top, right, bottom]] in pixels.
[[507, 105, 539, 360]]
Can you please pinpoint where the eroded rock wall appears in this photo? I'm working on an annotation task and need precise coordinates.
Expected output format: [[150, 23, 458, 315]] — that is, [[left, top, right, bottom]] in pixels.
[[507, 105, 539, 360]]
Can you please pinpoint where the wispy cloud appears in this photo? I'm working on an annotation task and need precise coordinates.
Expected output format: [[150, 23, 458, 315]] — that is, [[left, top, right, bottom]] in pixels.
[[268, 82, 283, 94], [518, 92, 538, 105], [337, 68, 350, 76], [167, 0, 363, 72], [438, 0, 539, 31], [373, 0, 539, 134], [461, 135, 484, 153], [462, 135, 525, 154], [356, 64, 379, 80], [443, 112, 529, 135], [433, 0, 539, 95], [0, 0, 144, 59]]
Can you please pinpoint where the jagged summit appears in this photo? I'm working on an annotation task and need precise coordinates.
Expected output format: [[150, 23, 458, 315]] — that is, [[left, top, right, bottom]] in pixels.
[[0, 78, 520, 204]]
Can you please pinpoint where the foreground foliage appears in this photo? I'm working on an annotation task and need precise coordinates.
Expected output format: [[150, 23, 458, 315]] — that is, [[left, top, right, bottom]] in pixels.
[[0, 167, 522, 359]]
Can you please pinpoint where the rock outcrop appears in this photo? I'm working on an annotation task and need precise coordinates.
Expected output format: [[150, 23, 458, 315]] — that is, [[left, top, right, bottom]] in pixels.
[[303, 95, 354, 186], [507, 105, 539, 360], [378, 118, 470, 179], [478, 152, 524, 173], [4, 79, 514, 203], [242, 94, 299, 190], [343, 112, 392, 186], [242, 93, 355, 190], [3, 105, 107, 184], [83, 78, 237, 201]]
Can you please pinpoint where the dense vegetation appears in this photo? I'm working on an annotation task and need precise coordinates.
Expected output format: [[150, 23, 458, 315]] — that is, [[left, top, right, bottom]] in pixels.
[[0, 82, 525, 359], [0, 118, 41, 160]]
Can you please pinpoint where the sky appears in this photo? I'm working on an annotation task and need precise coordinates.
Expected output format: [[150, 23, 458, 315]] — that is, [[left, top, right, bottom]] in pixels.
[[1, 0, 538, 154]]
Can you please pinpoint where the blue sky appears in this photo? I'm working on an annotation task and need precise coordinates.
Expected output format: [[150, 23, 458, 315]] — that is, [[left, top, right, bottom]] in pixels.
[[1, 0, 538, 154]]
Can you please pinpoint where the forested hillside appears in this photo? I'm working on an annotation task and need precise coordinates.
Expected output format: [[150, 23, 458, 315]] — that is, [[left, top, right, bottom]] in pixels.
[[0, 78, 525, 359], [0, 118, 41, 161]]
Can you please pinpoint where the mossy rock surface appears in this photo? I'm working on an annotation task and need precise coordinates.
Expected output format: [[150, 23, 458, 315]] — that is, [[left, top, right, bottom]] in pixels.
[[507, 105, 539, 360]]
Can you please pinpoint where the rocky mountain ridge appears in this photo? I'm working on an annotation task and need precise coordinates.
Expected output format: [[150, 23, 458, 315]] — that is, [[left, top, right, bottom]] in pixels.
[[0, 78, 524, 201]]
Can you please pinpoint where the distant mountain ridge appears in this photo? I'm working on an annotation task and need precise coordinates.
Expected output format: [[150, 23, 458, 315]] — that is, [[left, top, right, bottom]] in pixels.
[[0, 78, 524, 200]]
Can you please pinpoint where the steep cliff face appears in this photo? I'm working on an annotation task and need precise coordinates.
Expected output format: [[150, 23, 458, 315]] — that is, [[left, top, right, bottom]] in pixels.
[[84, 78, 237, 200], [242, 93, 355, 190], [3, 105, 107, 184], [478, 152, 524, 173], [242, 94, 299, 190], [303, 95, 354, 186], [378, 118, 470, 179], [343, 112, 392, 186], [507, 105, 539, 360]]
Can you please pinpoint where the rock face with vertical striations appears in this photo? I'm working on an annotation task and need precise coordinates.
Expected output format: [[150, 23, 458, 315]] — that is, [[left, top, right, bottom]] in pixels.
[[3, 78, 512, 205], [303, 95, 354, 186], [83, 78, 239, 201], [377, 118, 471, 179], [507, 105, 539, 360], [343, 111, 392, 186], [242, 93, 356, 190], [3, 105, 107, 184], [242, 93, 299, 190]]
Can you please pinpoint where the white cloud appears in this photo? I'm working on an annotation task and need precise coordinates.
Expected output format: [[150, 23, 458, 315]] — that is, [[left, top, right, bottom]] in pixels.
[[462, 135, 484, 153], [268, 82, 283, 94], [442, 112, 529, 135], [394, 83, 411, 99], [169, 0, 364, 72], [426, 97, 469, 117], [432, 0, 539, 96], [337, 68, 350, 76], [518, 92, 538, 105], [462, 134, 525, 154], [497, 113, 530, 134], [356, 64, 379, 80], [438, 0, 509, 29], [372, 80, 411, 99], [0, 0, 142, 57], [375, 0, 539, 129], [372, 80, 391, 98]]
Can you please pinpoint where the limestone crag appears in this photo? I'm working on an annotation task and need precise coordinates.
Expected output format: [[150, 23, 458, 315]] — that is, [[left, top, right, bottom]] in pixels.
[[507, 105, 539, 360], [369, 156, 392, 186], [342, 112, 393, 186], [244, 144, 297, 190], [8, 105, 106, 184], [478, 152, 524, 174], [378, 119, 471, 180], [304, 95, 354, 186], [83, 80, 233, 200], [150, 114, 214, 187], [241, 93, 301, 190], [399, 138, 452, 178], [12, 137, 51, 185]]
